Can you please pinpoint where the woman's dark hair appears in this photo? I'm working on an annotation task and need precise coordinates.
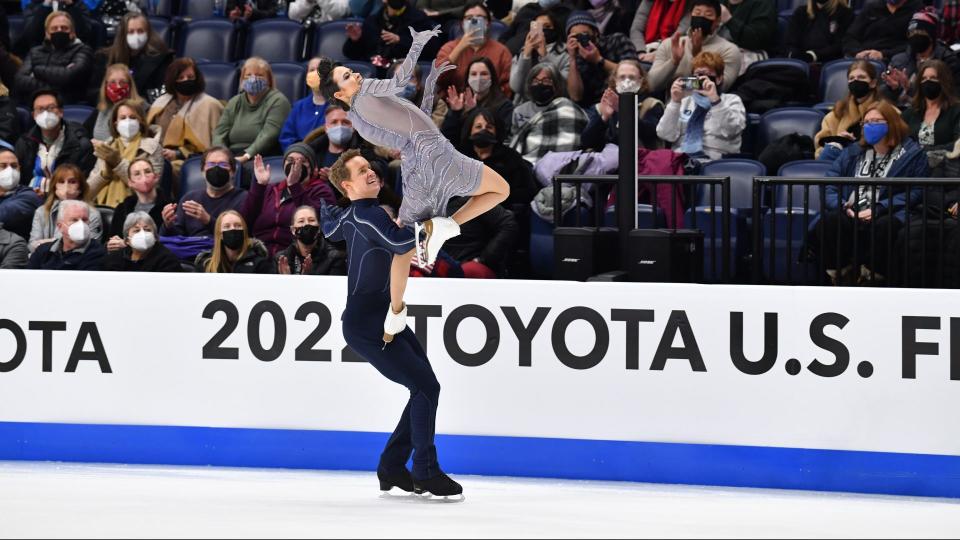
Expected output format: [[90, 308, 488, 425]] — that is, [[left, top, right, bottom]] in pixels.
[[459, 107, 505, 150], [913, 59, 959, 113], [466, 56, 508, 109], [462, 0, 492, 21], [101, 13, 169, 65], [316, 57, 349, 110], [164, 57, 206, 97]]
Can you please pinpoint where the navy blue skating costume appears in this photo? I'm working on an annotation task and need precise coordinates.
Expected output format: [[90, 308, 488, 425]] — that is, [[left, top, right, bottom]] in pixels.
[[320, 199, 443, 483]]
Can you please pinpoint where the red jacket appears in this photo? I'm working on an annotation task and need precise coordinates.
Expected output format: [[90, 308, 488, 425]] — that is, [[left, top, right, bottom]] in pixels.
[[241, 177, 336, 257]]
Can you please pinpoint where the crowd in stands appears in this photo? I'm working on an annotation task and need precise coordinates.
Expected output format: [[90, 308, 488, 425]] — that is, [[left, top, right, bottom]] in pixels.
[[0, 0, 959, 287]]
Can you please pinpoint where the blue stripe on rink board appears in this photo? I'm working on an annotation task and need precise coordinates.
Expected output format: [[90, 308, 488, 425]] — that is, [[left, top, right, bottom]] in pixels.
[[1, 422, 958, 499]]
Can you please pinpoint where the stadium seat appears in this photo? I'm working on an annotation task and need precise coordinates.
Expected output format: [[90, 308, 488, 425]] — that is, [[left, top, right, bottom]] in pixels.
[[757, 107, 824, 150], [196, 62, 239, 102], [819, 59, 885, 104], [602, 204, 667, 229], [341, 61, 375, 79], [62, 105, 94, 126], [16, 107, 30, 133], [246, 19, 306, 63], [178, 19, 238, 63], [748, 58, 810, 78], [313, 19, 363, 62], [149, 16, 174, 47], [778, 0, 804, 17], [8, 15, 24, 48], [179, 156, 207, 196], [96, 206, 115, 237], [271, 63, 307, 104], [150, 0, 176, 17], [812, 102, 833, 115], [263, 156, 286, 184], [179, 0, 215, 18]]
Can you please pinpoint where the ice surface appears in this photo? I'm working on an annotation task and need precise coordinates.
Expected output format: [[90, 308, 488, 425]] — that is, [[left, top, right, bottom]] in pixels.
[[1, 462, 957, 538]]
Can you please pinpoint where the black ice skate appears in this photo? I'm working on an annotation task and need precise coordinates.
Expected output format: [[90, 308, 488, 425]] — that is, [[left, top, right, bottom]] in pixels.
[[413, 472, 464, 501], [378, 468, 415, 493]]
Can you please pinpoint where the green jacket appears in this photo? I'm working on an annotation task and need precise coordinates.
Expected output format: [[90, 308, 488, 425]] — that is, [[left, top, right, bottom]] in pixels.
[[213, 88, 292, 157], [721, 0, 777, 53]]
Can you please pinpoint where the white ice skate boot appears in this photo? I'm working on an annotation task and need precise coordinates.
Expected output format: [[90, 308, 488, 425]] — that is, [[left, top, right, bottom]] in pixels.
[[383, 303, 408, 344], [415, 217, 460, 267]]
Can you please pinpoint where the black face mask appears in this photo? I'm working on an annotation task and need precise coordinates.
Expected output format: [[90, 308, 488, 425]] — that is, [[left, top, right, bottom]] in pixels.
[[221, 229, 245, 251], [50, 31, 71, 49], [908, 34, 932, 52], [470, 131, 497, 149], [530, 83, 556, 105], [284, 162, 310, 183], [848, 80, 872, 99], [921, 79, 943, 100], [175, 79, 200, 97], [295, 224, 320, 245], [542, 28, 558, 44], [689, 16, 713, 36], [205, 166, 232, 189]]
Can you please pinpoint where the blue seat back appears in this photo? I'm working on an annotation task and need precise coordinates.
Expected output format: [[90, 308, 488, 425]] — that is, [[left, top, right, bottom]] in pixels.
[[149, 16, 173, 47], [698, 159, 766, 209], [180, 156, 207, 197], [196, 62, 239, 101], [757, 107, 824, 149], [62, 105, 94, 126], [179, 19, 237, 63], [748, 58, 809, 78], [180, 0, 215, 17], [16, 107, 31, 133], [263, 156, 287, 184], [313, 19, 363, 62], [8, 15, 24, 47], [246, 19, 306, 63], [271, 62, 307, 103], [775, 160, 832, 211], [819, 59, 885, 104]]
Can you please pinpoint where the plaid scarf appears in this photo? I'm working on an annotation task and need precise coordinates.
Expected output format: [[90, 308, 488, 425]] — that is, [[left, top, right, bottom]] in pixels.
[[509, 98, 588, 163], [944, 0, 960, 44]]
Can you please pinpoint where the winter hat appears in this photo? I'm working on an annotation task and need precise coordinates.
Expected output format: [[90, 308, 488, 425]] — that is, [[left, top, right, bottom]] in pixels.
[[565, 11, 600, 36], [908, 8, 939, 37], [284, 142, 318, 171]]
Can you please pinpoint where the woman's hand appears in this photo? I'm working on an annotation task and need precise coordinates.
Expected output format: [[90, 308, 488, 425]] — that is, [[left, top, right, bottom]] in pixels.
[[446, 85, 464, 111], [253, 154, 271, 185]]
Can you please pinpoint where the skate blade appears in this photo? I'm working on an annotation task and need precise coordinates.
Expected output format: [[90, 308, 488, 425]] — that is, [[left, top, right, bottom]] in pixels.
[[417, 493, 465, 504]]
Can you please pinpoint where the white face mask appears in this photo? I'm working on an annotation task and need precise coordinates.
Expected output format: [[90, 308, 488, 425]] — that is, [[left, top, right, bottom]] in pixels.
[[616, 78, 642, 94], [468, 76, 492, 94], [0, 167, 19, 191], [117, 118, 140, 140], [35, 111, 60, 130], [126, 32, 148, 51], [67, 220, 89, 244], [130, 230, 156, 251]]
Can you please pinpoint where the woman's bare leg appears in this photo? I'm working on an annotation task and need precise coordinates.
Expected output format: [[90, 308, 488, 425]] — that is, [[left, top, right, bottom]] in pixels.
[[449, 165, 510, 225]]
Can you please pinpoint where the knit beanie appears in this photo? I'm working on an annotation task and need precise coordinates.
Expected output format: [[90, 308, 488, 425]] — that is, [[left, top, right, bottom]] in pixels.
[[284, 142, 318, 171], [565, 11, 600, 36], [908, 8, 940, 38]]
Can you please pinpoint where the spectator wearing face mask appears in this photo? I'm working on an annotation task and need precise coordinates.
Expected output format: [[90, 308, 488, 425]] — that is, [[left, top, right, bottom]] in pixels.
[[147, 58, 225, 180], [815, 60, 881, 160], [14, 11, 94, 105], [276, 205, 347, 275], [560, 10, 638, 108], [15, 0, 96, 59], [647, 0, 741, 95], [657, 51, 746, 161], [243, 144, 337, 256], [105, 158, 173, 251], [213, 57, 292, 165], [458, 108, 538, 207], [0, 225, 28, 269], [784, 0, 855, 65], [15, 90, 96, 192], [195, 210, 273, 274], [501, 0, 576, 57], [901, 60, 960, 177], [280, 57, 330, 153], [510, 62, 588, 164], [843, 0, 923, 62], [0, 149, 43, 242], [583, 59, 664, 151], [84, 63, 145, 142], [89, 13, 173, 104], [880, 9, 960, 108], [29, 163, 102, 253], [442, 57, 515, 142], [436, 0, 514, 97], [305, 104, 368, 187], [161, 147, 248, 237], [510, 9, 570, 98], [102, 211, 182, 272], [631, 0, 692, 62], [87, 99, 164, 208], [574, 0, 632, 37], [27, 199, 106, 270], [343, 0, 436, 69]]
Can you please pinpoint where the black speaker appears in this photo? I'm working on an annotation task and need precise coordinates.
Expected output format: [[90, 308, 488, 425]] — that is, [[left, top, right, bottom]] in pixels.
[[627, 229, 704, 283], [554, 227, 619, 281]]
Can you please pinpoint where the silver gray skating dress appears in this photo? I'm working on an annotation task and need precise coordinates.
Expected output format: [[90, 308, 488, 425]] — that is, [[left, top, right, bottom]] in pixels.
[[347, 28, 483, 225]]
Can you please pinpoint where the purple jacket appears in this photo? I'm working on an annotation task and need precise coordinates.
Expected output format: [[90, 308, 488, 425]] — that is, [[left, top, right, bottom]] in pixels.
[[241, 177, 336, 257]]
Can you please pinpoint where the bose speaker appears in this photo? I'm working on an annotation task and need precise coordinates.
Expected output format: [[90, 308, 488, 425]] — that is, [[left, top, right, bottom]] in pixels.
[[626, 229, 704, 283], [554, 227, 619, 281]]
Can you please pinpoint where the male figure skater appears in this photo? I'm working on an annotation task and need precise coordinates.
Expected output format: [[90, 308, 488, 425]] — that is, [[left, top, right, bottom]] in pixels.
[[320, 148, 463, 499]]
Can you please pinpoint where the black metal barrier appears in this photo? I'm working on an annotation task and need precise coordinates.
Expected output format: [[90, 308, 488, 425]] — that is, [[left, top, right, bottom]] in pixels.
[[552, 174, 732, 283], [752, 177, 960, 287]]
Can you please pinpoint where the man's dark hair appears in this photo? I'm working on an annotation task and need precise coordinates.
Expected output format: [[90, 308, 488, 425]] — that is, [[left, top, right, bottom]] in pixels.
[[690, 0, 721, 17], [30, 89, 63, 110]]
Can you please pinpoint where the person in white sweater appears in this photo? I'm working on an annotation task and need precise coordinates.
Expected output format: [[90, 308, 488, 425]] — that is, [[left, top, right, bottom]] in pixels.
[[656, 50, 746, 161]]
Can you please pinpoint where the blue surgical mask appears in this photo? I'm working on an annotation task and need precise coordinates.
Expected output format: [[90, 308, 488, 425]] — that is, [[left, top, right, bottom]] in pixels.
[[243, 76, 268, 96], [400, 82, 417, 100], [863, 122, 889, 145], [328, 125, 355, 146]]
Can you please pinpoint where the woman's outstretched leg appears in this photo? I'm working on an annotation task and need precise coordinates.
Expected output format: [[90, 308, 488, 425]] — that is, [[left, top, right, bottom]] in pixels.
[[449, 165, 510, 225]]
